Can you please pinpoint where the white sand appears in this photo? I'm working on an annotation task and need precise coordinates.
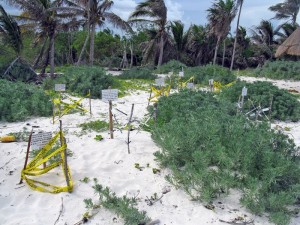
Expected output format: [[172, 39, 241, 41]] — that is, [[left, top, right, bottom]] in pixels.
[[0, 79, 299, 225]]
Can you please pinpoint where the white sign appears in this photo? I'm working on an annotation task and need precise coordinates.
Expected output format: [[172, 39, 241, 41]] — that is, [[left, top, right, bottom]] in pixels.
[[242, 87, 248, 96], [155, 78, 165, 86], [55, 84, 66, 92], [187, 83, 194, 89], [179, 71, 184, 77], [102, 89, 118, 101], [168, 71, 173, 76], [209, 79, 214, 86], [31, 132, 52, 150]]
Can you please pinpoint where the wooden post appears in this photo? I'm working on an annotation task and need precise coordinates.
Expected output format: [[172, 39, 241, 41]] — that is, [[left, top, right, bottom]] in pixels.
[[148, 87, 152, 106], [127, 104, 134, 154], [60, 120, 71, 192], [19, 128, 33, 184], [52, 102, 55, 124], [89, 89, 92, 116], [109, 100, 114, 139], [269, 95, 273, 120]]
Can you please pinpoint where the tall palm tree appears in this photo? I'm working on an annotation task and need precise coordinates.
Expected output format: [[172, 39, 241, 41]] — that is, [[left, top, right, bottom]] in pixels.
[[6, 0, 73, 76], [269, 0, 300, 26], [276, 23, 298, 44], [129, 0, 168, 66], [66, 0, 132, 65], [230, 0, 243, 71], [207, 0, 238, 65]]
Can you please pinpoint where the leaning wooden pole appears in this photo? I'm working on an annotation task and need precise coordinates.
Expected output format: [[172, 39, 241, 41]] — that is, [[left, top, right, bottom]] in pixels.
[[109, 100, 114, 139], [60, 120, 70, 192], [127, 104, 135, 154], [19, 128, 33, 184]]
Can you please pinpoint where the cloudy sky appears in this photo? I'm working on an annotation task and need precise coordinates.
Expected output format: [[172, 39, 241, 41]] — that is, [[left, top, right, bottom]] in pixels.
[[2, 0, 299, 32]]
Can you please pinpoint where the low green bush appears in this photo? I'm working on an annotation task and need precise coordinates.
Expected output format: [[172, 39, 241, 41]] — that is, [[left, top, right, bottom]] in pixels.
[[220, 81, 300, 121], [43, 66, 114, 98], [255, 60, 300, 80], [84, 179, 151, 225], [119, 67, 157, 80], [185, 64, 236, 85], [150, 90, 300, 225], [155, 60, 187, 74], [0, 79, 52, 121], [78, 120, 109, 132], [0, 59, 37, 83]]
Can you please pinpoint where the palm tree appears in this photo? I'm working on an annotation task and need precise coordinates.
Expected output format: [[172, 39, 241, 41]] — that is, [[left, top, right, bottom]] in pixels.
[[269, 0, 300, 26], [276, 23, 298, 43], [6, 0, 73, 76], [185, 24, 215, 65], [251, 20, 281, 59], [207, 0, 238, 65], [129, 0, 168, 66], [66, 0, 132, 65], [0, 4, 22, 56], [230, 0, 244, 71], [170, 20, 188, 61]]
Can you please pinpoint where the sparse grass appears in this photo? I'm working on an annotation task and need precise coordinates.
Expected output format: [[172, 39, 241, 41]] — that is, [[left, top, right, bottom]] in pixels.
[[78, 120, 109, 133]]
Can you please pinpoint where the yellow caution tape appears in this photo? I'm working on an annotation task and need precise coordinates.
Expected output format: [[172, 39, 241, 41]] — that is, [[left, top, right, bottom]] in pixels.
[[213, 81, 236, 92], [21, 132, 73, 193], [53, 93, 89, 123], [149, 85, 171, 102], [179, 76, 194, 88]]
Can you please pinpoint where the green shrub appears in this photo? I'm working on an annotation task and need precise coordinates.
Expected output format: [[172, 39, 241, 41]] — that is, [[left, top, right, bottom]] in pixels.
[[0, 59, 37, 83], [84, 179, 151, 225], [155, 60, 187, 74], [255, 60, 300, 80], [78, 120, 109, 132], [185, 64, 236, 85], [119, 67, 157, 80], [220, 81, 300, 121], [0, 79, 52, 122], [42, 66, 114, 98], [150, 90, 300, 225]]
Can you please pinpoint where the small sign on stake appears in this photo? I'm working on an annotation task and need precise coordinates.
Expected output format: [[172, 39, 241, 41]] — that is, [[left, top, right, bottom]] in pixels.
[[55, 84, 66, 92], [242, 86, 248, 96], [31, 132, 52, 150], [187, 83, 194, 89], [155, 78, 165, 86], [102, 89, 118, 101], [209, 79, 214, 86], [179, 71, 184, 77]]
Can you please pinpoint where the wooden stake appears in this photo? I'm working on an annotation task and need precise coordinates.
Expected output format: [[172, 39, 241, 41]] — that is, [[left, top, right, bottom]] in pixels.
[[60, 120, 70, 192], [154, 103, 158, 124], [109, 100, 114, 139], [19, 128, 33, 184], [127, 104, 134, 154], [89, 89, 92, 116], [269, 95, 273, 120], [148, 87, 152, 106]]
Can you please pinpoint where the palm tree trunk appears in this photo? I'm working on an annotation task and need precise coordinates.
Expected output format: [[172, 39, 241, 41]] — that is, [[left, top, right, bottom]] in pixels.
[[230, 0, 243, 71], [77, 31, 90, 65], [129, 42, 133, 68], [89, 23, 96, 65], [50, 33, 55, 77], [158, 33, 164, 67], [222, 40, 226, 66], [213, 36, 221, 65], [33, 37, 48, 69]]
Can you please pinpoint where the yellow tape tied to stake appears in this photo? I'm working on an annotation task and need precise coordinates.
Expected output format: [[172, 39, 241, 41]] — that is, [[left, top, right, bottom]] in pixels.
[[53, 93, 89, 123], [149, 85, 171, 102], [21, 132, 73, 193]]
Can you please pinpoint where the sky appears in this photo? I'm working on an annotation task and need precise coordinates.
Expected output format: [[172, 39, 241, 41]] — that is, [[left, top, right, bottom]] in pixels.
[[1, 0, 299, 34]]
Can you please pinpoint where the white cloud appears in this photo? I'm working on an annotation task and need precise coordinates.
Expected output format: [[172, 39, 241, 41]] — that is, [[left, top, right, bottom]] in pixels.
[[112, 0, 137, 20], [165, 0, 184, 22]]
